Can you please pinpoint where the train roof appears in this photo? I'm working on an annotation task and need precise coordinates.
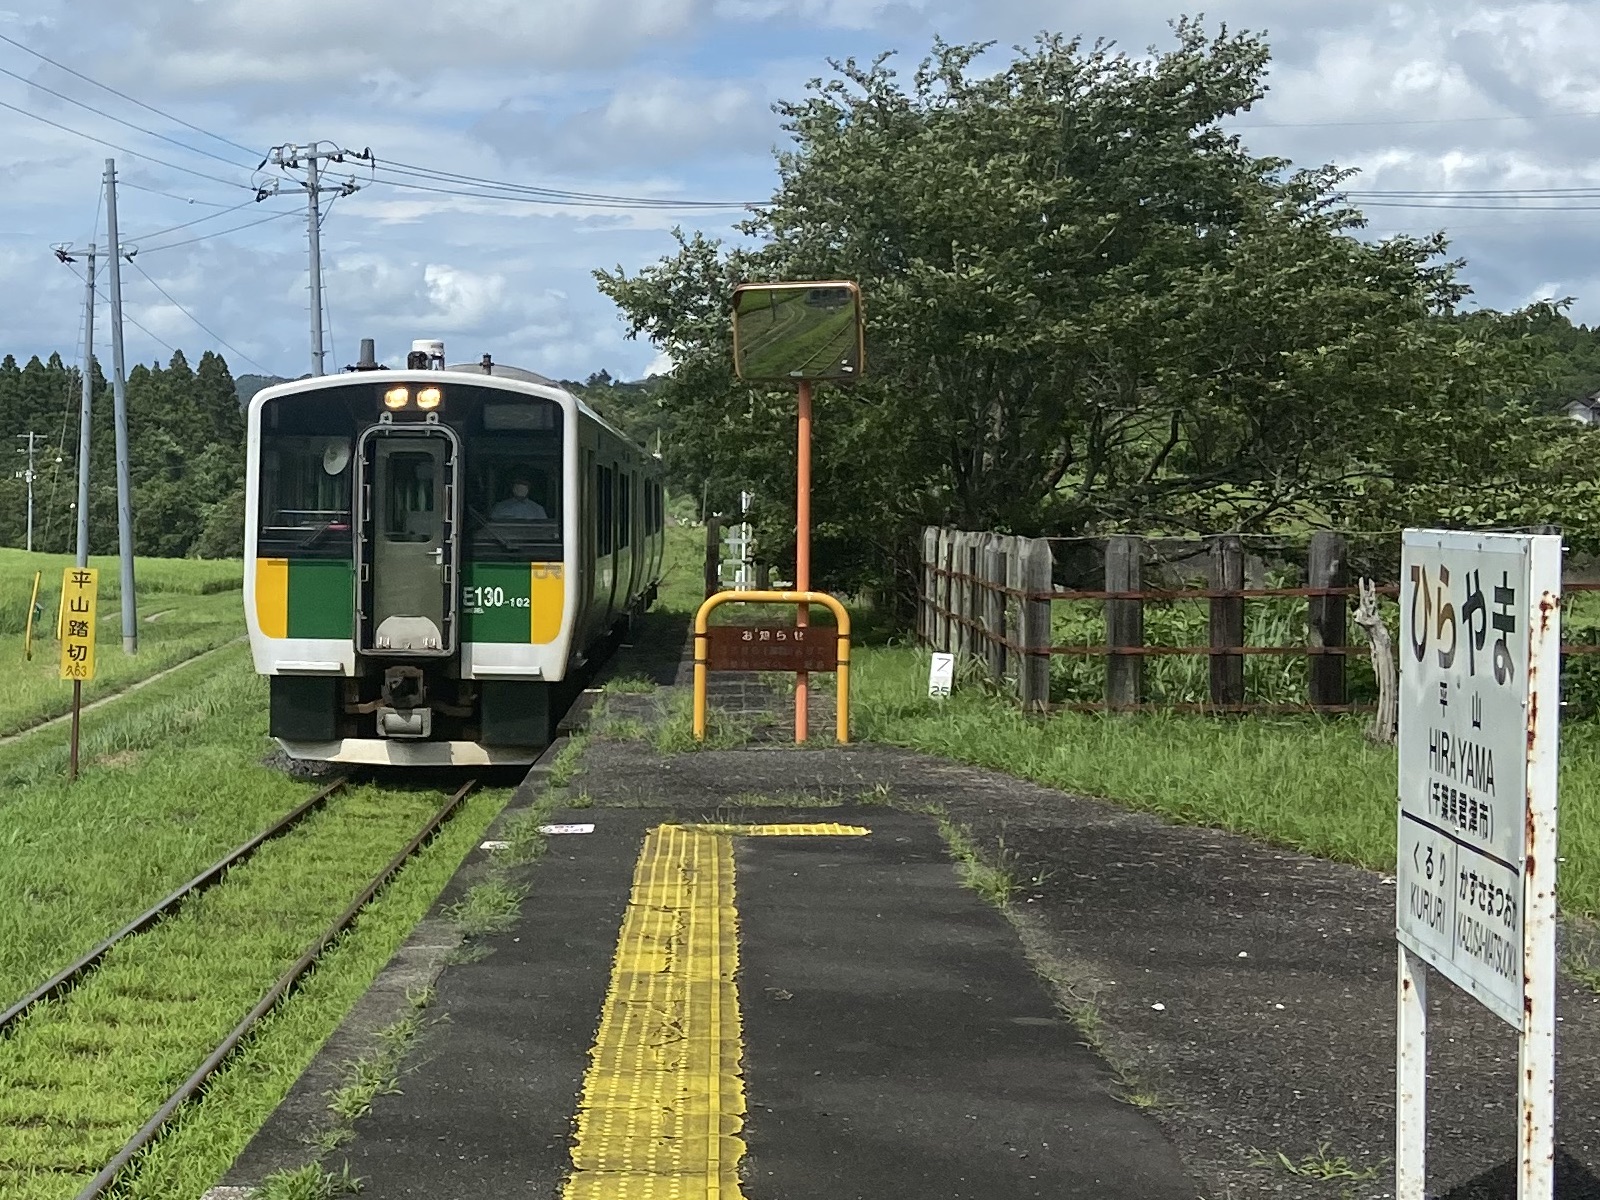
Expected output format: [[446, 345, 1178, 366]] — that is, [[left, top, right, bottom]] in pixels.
[[248, 364, 644, 452]]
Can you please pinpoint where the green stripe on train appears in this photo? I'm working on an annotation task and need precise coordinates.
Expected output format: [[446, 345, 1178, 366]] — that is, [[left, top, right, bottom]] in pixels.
[[287, 560, 355, 639]]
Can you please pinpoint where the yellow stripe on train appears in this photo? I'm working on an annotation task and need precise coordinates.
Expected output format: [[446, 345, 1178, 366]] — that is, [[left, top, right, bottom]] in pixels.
[[530, 563, 564, 645], [256, 558, 289, 639]]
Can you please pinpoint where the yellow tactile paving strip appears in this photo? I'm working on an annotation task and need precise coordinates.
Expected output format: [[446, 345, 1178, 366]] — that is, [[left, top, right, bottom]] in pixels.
[[564, 822, 870, 1200]]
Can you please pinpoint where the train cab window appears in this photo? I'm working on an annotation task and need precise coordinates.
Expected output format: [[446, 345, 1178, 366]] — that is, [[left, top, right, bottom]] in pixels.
[[258, 437, 353, 558], [383, 452, 437, 543]]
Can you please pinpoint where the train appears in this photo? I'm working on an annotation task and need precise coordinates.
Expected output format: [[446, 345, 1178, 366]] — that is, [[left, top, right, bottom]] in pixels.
[[243, 339, 664, 766]]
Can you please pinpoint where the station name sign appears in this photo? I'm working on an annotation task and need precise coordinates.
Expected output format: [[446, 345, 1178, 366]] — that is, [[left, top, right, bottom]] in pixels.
[[1396, 530, 1558, 1028]]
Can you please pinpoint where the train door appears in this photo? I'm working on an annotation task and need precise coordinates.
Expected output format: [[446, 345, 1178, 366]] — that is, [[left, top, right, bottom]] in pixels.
[[355, 424, 461, 655]]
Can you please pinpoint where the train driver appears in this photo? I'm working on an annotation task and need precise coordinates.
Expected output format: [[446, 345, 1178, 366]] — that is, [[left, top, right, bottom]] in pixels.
[[490, 473, 549, 521]]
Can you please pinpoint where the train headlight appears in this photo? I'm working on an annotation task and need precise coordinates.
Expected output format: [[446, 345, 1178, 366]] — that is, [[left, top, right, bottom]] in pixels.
[[416, 386, 442, 410], [383, 386, 410, 410]]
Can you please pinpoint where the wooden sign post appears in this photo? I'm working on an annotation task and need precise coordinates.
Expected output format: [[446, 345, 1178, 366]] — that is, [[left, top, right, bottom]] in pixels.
[[58, 566, 99, 782]]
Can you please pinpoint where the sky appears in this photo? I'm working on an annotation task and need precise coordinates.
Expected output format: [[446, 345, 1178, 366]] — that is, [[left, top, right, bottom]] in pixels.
[[2, 0, 1600, 387]]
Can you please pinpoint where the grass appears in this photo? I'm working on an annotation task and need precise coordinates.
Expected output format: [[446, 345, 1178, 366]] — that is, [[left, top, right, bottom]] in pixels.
[[0, 645, 513, 1199], [0, 773, 509, 1200], [648, 689, 752, 753], [0, 556, 243, 742], [0, 548, 241, 635], [1250, 1144, 1381, 1183], [0, 648, 320, 1007], [852, 642, 1600, 919]]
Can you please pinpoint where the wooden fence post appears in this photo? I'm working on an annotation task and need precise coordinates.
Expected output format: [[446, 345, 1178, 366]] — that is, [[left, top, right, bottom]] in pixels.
[[704, 515, 722, 599], [934, 531, 947, 652], [921, 527, 938, 644], [955, 530, 976, 661], [1106, 535, 1144, 710], [1019, 538, 1053, 712], [982, 534, 1005, 681], [1307, 531, 1348, 708], [1209, 535, 1245, 709]]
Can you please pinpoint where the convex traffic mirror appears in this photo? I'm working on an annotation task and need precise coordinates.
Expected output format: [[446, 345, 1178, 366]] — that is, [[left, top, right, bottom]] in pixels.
[[731, 281, 864, 382]]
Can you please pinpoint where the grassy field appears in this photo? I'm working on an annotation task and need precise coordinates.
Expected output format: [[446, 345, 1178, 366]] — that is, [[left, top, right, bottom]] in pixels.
[[851, 642, 1600, 920], [0, 550, 245, 738], [0, 645, 511, 1199]]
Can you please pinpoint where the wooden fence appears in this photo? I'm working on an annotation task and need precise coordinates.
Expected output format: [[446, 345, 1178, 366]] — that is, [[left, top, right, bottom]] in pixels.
[[918, 526, 1600, 715]]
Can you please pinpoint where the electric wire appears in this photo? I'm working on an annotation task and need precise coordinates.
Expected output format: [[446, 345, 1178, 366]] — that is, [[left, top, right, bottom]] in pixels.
[[0, 60, 257, 170], [0, 95, 254, 189], [366, 171, 759, 211], [127, 257, 271, 373], [0, 30, 260, 159], [128, 199, 263, 243], [1232, 108, 1600, 130], [62, 261, 177, 355], [119, 181, 237, 207], [137, 208, 299, 255], [371, 159, 763, 208]]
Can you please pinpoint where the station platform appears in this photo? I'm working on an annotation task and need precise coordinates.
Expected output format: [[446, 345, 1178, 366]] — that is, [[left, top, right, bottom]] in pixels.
[[208, 615, 1600, 1200]]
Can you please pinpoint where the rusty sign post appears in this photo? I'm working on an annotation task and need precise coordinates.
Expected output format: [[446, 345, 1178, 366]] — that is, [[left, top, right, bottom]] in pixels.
[[58, 566, 100, 782], [1396, 530, 1560, 1199], [730, 280, 863, 742]]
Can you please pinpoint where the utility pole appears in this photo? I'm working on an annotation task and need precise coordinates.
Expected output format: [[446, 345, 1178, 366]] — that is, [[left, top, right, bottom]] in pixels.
[[52, 242, 100, 568], [15, 432, 41, 552], [76, 246, 94, 568], [267, 143, 362, 376], [104, 158, 137, 652]]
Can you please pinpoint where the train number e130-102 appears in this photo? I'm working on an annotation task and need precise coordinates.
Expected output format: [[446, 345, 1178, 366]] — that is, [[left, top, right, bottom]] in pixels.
[[463, 586, 530, 610]]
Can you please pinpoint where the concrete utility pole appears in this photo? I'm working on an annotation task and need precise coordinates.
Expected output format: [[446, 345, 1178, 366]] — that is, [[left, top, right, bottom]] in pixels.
[[15, 432, 41, 552], [104, 158, 137, 652], [76, 245, 94, 568], [52, 242, 100, 568], [268, 143, 362, 376]]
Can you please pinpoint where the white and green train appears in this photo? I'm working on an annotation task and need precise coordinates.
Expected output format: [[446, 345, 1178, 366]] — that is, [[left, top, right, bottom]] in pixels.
[[244, 340, 664, 766]]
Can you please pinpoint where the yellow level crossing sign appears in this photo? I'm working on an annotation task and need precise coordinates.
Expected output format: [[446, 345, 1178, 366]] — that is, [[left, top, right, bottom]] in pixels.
[[58, 567, 98, 682]]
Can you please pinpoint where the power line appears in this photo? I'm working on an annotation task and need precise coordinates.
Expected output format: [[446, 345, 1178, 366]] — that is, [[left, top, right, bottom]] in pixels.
[[119, 181, 237, 207], [0, 30, 260, 159], [126, 257, 270, 372], [0, 95, 253, 189], [128, 198, 262, 242], [374, 157, 764, 208], [137, 208, 298, 254], [61, 260, 177, 355], [0, 60, 256, 170], [1232, 108, 1600, 130], [367, 170, 759, 211]]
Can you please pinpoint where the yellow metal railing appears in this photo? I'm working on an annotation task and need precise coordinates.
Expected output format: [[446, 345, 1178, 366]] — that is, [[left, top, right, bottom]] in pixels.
[[693, 590, 850, 744]]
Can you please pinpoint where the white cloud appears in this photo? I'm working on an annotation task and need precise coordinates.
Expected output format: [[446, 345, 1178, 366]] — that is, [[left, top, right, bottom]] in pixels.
[[9, 0, 1600, 386]]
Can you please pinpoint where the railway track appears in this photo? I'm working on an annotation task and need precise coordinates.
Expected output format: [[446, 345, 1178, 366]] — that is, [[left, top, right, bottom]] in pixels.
[[0, 776, 478, 1200]]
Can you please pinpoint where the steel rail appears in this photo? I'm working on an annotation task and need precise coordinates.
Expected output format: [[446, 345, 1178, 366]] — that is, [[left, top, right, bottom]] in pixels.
[[0, 776, 349, 1038], [74, 778, 478, 1200]]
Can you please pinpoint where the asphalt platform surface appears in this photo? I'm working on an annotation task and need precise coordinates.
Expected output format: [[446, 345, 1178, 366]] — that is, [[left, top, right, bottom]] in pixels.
[[211, 616, 1600, 1200]]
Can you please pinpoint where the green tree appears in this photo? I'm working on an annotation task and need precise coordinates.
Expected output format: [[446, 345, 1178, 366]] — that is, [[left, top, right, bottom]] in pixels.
[[598, 24, 1591, 606]]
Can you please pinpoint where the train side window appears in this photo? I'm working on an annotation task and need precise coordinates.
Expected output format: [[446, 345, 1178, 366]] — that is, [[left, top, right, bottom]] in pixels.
[[618, 473, 631, 549], [595, 465, 614, 556]]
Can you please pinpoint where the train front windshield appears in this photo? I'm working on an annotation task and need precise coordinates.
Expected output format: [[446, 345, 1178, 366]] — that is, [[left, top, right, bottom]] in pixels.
[[257, 384, 564, 563]]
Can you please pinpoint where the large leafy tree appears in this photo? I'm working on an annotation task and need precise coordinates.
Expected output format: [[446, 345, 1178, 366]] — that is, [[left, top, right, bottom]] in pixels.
[[598, 22, 1590, 604]]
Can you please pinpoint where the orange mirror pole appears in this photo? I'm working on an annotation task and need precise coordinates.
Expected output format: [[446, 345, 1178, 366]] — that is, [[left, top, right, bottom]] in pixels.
[[795, 379, 812, 742]]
